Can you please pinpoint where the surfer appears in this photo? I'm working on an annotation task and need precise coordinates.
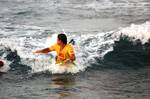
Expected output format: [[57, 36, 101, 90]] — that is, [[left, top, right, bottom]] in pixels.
[[33, 34, 76, 64]]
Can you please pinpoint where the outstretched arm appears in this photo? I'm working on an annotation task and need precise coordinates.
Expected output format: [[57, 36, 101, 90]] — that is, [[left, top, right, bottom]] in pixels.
[[33, 48, 52, 53], [33, 44, 56, 54]]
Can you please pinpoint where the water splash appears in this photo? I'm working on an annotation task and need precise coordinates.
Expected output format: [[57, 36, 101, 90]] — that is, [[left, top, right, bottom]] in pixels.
[[0, 21, 150, 74], [116, 21, 150, 44]]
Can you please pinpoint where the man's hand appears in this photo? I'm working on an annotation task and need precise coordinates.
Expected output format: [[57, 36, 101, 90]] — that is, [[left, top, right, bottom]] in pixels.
[[63, 59, 72, 64], [32, 50, 42, 53]]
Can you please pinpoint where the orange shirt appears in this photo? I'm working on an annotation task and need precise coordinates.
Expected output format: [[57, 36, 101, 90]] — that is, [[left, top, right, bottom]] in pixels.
[[49, 43, 75, 64]]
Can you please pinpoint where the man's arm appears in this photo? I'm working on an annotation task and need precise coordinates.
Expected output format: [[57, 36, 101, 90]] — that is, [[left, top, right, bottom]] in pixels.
[[33, 44, 56, 54], [70, 54, 76, 61], [63, 54, 75, 64], [33, 48, 50, 53], [68, 45, 76, 61]]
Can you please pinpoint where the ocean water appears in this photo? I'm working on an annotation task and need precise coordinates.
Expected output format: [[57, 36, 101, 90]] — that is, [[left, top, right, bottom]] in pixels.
[[0, 0, 150, 99]]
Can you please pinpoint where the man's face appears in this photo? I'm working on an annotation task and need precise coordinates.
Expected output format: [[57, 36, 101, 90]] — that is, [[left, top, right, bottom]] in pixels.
[[57, 38, 62, 45]]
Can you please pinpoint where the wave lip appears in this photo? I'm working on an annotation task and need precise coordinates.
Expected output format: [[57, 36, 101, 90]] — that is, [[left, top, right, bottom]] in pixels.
[[116, 21, 150, 44]]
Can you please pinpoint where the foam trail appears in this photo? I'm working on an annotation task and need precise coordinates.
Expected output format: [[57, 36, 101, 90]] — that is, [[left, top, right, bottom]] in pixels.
[[45, 33, 57, 47]]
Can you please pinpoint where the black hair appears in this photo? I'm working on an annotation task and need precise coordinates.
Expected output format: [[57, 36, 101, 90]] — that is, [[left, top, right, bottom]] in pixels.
[[58, 33, 67, 44], [69, 39, 75, 45]]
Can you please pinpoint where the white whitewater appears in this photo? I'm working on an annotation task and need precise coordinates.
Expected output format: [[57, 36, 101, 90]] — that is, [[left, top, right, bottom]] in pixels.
[[0, 21, 150, 74]]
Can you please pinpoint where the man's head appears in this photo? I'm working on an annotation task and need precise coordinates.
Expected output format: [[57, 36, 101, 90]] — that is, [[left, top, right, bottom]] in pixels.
[[57, 33, 67, 45], [0, 61, 4, 68]]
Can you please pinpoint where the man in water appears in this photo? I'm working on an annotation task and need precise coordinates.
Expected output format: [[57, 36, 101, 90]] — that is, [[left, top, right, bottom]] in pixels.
[[33, 34, 76, 64]]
